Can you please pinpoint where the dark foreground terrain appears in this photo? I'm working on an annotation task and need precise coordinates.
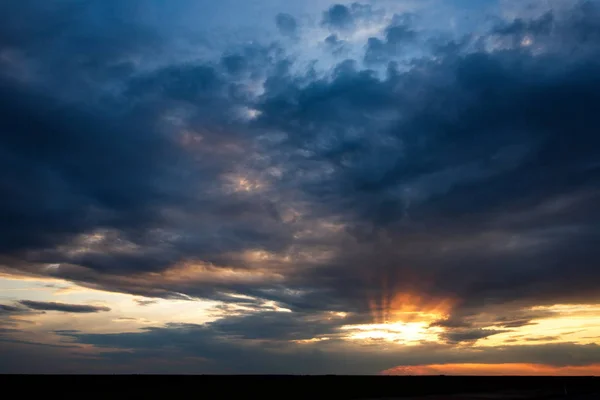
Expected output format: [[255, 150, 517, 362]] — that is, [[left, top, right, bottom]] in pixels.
[[1, 375, 598, 399]]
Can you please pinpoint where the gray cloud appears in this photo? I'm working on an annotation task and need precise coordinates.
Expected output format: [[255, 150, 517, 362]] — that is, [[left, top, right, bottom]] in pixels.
[[431, 309, 557, 331], [441, 329, 509, 344], [0, 304, 25, 315], [207, 311, 355, 341], [134, 299, 158, 307], [430, 318, 472, 329], [0, 304, 43, 326], [19, 301, 110, 313]]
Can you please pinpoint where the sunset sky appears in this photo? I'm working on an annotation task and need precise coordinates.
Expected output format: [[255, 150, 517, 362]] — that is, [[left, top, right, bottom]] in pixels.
[[1, 0, 600, 375]]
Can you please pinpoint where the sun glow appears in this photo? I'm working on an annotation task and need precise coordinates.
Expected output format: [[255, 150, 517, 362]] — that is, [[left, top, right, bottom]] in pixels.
[[342, 321, 441, 344], [368, 290, 455, 324], [342, 277, 456, 344], [340, 289, 452, 344], [365, 269, 456, 326], [383, 363, 600, 376]]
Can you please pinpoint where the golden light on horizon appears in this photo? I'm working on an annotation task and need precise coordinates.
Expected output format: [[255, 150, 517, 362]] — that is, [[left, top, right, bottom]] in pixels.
[[481, 303, 600, 347], [383, 363, 600, 376]]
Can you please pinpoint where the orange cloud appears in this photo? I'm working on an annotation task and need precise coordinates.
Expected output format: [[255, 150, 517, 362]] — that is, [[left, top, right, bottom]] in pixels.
[[383, 363, 600, 376]]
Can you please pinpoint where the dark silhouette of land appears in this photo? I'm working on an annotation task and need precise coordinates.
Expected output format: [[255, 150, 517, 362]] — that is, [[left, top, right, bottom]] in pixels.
[[1, 375, 598, 399]]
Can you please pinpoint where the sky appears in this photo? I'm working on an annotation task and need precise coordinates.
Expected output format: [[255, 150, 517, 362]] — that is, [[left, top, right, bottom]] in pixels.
[[1, 0, 600, 375]]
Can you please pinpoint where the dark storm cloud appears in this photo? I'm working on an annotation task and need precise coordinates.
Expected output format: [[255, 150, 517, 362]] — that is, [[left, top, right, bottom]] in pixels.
[[0, 0, 599, 367], [0, 0, 297, 285], [251, 1, 600, 318], [0, 76, 190, 256], [20, 300, 110, 313], [0, 4, 203, 274], [0, 1, 169, 97]]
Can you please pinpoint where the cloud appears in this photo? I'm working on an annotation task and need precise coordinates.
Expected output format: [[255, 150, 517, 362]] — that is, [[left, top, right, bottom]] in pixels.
[[322, 4, 355, 31], [275, 13, 298, 37], [134, 299, 158, 307], [0, 0, 598, 322], [0, 77, 191, 256], [364, 15, 417, 64], [321, 3, 384, 33], [207, 311, 350, 341], [431, 309, 556, 331], [441, 329, 509, 344], [0, 304, 25, 315], [0, 303, 43, 325], [430, 318, 472, 329], [253, 1, 600, 320], [525, 336, 561, 342], [19, 300, 110, 313]]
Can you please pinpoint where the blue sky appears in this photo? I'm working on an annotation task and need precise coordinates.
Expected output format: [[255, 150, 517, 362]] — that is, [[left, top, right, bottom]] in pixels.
[[1, 0, 600, 374]]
